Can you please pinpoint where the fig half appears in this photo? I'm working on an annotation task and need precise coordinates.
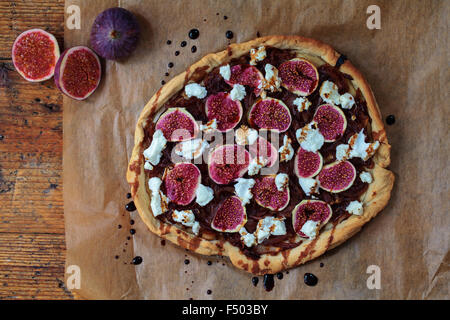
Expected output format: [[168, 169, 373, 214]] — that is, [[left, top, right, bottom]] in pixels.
[[292, 200, 332, 238], [164, 163, 201, 205], [313, 104, 347, 142], [205, 92, 243, 132], [295, 147, 323, 178], [226, 64, 264, 96], [208, 144, 251, 185], [252, 176, 290, 211], [211, 196, 247, 232], [12, 29, 60, 82], [248, 98, 292, 132], [249, 136, 278, 167], [318, 160, 356, 193], [155, 108, 199, 142], [278, 58, 319, 96]]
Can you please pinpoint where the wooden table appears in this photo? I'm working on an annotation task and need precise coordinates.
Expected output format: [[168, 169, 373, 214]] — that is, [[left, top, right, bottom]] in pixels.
[[0, 0, 72, 299]]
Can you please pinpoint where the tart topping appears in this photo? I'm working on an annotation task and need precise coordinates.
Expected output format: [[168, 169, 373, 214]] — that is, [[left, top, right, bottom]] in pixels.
[[235, 125, 258, 146], [219, 64, 231, 81], [247, 156, 268, 176], [278, 58, 319, 96], [295, 147, 323, 178], [211, 196, 247, 232], [275, 173, 289, 192], [262, 63, 281, 92], [359, 171, 373, 184], [336, 129, 380, 161], [249, 46, 267, 65], [144, 161, 153, 171], [174, 138, 209, 160], [252, 176, 290, 211], [293, 96, 312, 112], [208, 144, 251, 185], [255, 216, 287, 244], [227, 64, 264, 96], [296, 122, 325, 153], [313, 104, 347, 142], [148, 177, 169, 217], [143, 129, 167, 166], [155, 108, 199, 142], [292, 200, 332, 238], [249, 136, 278, 167], [195, 184, 214, 206], [319, 80, 340, 105], [164, 163, 201, 205], [317, 160, 356, 193], [172, 210, 200, 235], [248, 98, 292, 132], [185, 82, 207, 99], [278, 135, 294, 162], [339, 93, 355, 109], [230, 84, 246, 101], [200, 118, 218, 133], [298, 177, 319, 196], [234, 178, 256, 205], [239, 227, 256, 247], [346, 200, 363, 215], [205, 92, 243, 132]]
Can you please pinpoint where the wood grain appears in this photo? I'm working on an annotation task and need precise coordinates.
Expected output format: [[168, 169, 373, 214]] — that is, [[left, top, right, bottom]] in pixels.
[[0, 0, 71, 299]]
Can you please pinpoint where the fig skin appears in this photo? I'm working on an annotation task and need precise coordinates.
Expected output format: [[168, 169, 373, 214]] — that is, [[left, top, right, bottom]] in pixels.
[[90, 7, 140, 60], [54, 46, 101, 100], [248, 98, 292, 132], [318, 160, 356, 193], [205, 92, 243, 132], [211, 196, 247, 232], [12, 29, 60, 82], [292, 200, 332, 238], [294, 147, 323, 178], [252, 175, 290, 211], [164, 163, 201, 205], [226, 64, 264, 96], [208, 144, 251, 185], [278, 58, 319, 96], [313, 104, 347, 142], [155, 108, 199, 142], [249, 136, 278, 167]]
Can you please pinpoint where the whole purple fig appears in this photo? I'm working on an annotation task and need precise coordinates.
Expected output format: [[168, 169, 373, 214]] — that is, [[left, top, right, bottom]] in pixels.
[[90, 7, 140, 60]]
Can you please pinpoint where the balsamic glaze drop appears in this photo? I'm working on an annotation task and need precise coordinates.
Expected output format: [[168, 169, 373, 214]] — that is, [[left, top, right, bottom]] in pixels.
[[188, 28, 200, 40], [130, 229, 136, 235], [207, 289, 212, 295], [191, 46, 197, 53], [118, 225, 122, 229], [175, 51, 180, 56], [184, 259, 190, 265], [165, 72, 169, 76], [126, 193, 132, 199], [160, 239, 166, 246], [276, 272, 283, 280], [161, 80, 166, 85], [130, 219, 135, 225], [320, 262, 324, 268], [256, 31, 261, 37], [125, 201, 136, 212], [0, 135, 4, 141], [225, 30, 234, 39], [168, 62, 174, 68], [132, 256, 143, 265], [166, 40, 172, 45], [386, 115, 396, 125], [207, 261, 212, 266], [115, 255, 119, 259], [304, 273, 318, 286], [252, 277, 259, 287], [180, 41, 187, 47], [263, 274, 274, 292], [223, 16, 228, 20]]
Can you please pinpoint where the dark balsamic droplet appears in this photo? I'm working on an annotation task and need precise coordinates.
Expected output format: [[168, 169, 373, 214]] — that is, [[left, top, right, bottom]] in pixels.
[[125, 201, 136, 212], [166, 40, 172, 45], [115, 255, 119, 259], [118, 225, 122, 229], [304, 273, 318, 286], [207, 261, 212, 266], [188, 28, 200, 40], [132, 256, 143, 265], [257, 31, 261, 37], [126, 193, 132, 199], [216, 13, 219, 16], [191, 46, 197, 53], [184, 259, 190, 265], [161, 80, 166, 85], [335, 54, 347, 68], [252, 276, 259, 287], [130, 219, 135, 225], [130, 229, 136, 235], [263, 274, 274, 292], [320, 262, 324, 268], [168, 62, 174, 68], [175, 51, 180, 56], [207, 289, 212, 295], [180, 41, 187, 47], [0, 135, 4, 141], [165, 72, 169, 76], [386, 115, 396, 125], [127, 236, 131, 240], [276, 272, 283, 280], [160, 239, 166, 246], [225, 30, 234, 39], [223, 16, 228, 20]]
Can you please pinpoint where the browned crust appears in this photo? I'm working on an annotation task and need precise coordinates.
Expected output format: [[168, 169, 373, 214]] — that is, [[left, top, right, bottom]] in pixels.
[[126, 35, 394, 275]]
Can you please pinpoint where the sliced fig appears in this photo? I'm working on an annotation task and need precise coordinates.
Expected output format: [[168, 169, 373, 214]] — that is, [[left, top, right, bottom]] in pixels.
[[294, 147, 323, 178], [205, 92, 243, 132], [292, 200, 332, 238], [155, 108, 199, 142], [249, 136, 278, 167], [211, 196, 247, 232], [54, 46, 101, 100], [252, 176, 290, 211], [164, 163, 201, 205], [313, 104, 347, 142], [318, 160, 356, 193], [248, 98, 292, 132], [12, 29, 60, 82], [208, 144, 251, 185], [278, 58, 319, 96], [226, 64, 264, 96]]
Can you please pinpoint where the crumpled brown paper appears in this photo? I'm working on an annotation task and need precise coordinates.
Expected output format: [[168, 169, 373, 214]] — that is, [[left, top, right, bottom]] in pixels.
[[63, 0, 449, 299]]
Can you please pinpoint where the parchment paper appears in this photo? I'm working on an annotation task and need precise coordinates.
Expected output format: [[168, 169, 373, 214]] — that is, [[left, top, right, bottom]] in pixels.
[[63, 0, 449, 299]]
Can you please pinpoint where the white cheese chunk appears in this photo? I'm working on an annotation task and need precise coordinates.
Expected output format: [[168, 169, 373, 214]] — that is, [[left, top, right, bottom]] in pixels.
[[219, 64, 231, 81], [200, 118, 217, 133], [339, 93, 355, 109], [248, 157, 268, 176], [174, 138, 209, 160], [144, 161, 153, 171], [192, 221, 200, 235], [320, 80, 340, 105], [360, 171, 373, 184], [172, 209, 196, 226], [278, 135, 294, 162], [296, 122, 325, 153], [235, 125, 258, 145], [336, 143, 351, 161], [346, 200, 364, 215], [298, 177, 319, 196], [300, 220, 319, 239], [143, 129, 167, 166], [263, 63, 281, 92], [234, 178, 255, 205], [148, 177, 169, 217], [185, 83, 207, 99], [230, 83, 246, 101], [275, 173, 289, 191], [195, 184, 214, 206], [293, 97, 312, 112], [335, 130, 380, 161], [249, 46, 267, 65], [255, 216, 286, 243], [239, 227, 256, 247]]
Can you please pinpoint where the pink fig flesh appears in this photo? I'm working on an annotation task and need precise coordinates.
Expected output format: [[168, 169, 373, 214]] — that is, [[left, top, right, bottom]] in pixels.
[[249, 136, 278, 167], [318, 160, 356, 193], [295, 148, 323, 178], [211, 196, 247, 232], [155, 108, 199, 142], [164, 163, 201, 205], [313, 104, 347, 142], [252, 176, 290, 211], [54, 46, 101, 100], [292, 200, 332, 237], [12, 29, 60, 82], [226, 64, 264, 96], [248, 98, 292, 132], [208, 144, 251, 185], [278, 58, 319, 96], [205, 92, 243, 132]]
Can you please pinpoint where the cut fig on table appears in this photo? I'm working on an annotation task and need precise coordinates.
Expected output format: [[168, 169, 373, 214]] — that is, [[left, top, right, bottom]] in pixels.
[[155, 108, 199, 142], [54, 46, 101, 100], [295, 147, 323, 178], [205, 92, 243, 132], [248, 98, 292, 132], [226, 64, 264, 96], [313, 104, 347, 142], [278, 58, 319, 96], [292, 200, 332, 238], [252, 175, 290, 211], [249, 136, 278, 167], [12, 29, 60, 82], [211, 196, 247, 232], [318, 160, 356, 193], [164, 163, 201, 205], [208, 144, 251, 185]]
